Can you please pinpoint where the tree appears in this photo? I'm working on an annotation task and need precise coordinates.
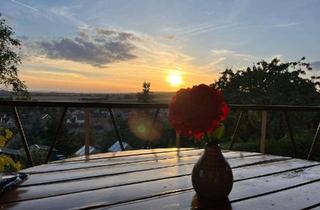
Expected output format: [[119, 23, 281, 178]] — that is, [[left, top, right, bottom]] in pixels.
[[137, 81, 153, 103], [212, 57, 320, 105], [212, 57, 320, 142], [0, 14, 28, 96]]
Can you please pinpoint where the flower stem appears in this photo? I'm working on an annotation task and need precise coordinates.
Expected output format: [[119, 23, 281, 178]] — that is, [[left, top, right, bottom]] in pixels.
[[204, 132, 211, 143]]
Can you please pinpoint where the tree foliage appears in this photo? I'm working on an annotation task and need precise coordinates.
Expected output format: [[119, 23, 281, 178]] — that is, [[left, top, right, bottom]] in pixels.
[[212, 57, 320, 105], [0, 14, 28, 96], [137, 81, 153, 103], [212, 57, 320, 148]]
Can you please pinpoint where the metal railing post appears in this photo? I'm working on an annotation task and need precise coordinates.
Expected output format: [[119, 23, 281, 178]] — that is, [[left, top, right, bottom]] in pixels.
[[84, 108, 91, 156], [12, 106, 34, 166], [46, 107, 67, 163], [260, 111, 268, 154], [108, 108, 125, 151]]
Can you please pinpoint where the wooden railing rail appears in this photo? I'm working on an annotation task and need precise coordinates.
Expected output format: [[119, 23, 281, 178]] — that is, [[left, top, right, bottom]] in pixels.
[[0, 100, 319, 166]]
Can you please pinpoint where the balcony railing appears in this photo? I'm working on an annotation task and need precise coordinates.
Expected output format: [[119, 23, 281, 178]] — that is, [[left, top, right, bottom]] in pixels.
[[0, 100, 319, 167]]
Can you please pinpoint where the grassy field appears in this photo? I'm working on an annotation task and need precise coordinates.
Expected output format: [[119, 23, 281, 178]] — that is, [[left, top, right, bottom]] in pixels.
[[30, 91, 175, 103]]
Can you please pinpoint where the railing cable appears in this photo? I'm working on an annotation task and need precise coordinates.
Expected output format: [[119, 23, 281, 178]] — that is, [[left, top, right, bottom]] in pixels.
[[283, 111, 297, 157], [46, 106, 68, 163], [12, 106, 34, 166], [108, 108, 125, 151], [308, 122, 320, 160], [229, 111, 244, 150]]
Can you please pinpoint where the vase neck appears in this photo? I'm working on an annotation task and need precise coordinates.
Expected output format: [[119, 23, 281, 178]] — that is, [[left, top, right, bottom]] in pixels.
[[202, 144, 225, 162], [204, 144, 221, 153], [205, 142, 220, 148]]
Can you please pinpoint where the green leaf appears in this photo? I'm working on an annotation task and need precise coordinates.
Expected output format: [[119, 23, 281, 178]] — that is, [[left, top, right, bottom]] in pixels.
[[212, 124, 224, 140]]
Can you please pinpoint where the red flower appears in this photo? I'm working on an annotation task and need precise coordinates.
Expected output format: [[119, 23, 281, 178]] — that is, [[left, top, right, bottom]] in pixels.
[[169, 84, 229, 140]]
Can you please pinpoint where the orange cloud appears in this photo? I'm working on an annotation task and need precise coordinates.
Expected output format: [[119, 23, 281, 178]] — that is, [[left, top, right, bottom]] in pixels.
[[21, 31, 218, 92]]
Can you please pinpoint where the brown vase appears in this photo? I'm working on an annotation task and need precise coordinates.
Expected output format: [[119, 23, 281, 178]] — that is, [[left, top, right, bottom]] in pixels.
[[192, 144, 233, 200]]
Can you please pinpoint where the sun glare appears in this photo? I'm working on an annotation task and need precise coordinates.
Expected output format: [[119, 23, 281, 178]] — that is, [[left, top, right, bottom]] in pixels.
[[167, 73, 183, 87]]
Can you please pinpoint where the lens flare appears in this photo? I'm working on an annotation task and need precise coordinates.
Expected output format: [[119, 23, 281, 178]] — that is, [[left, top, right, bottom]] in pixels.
[[128, 111, 162, 141]]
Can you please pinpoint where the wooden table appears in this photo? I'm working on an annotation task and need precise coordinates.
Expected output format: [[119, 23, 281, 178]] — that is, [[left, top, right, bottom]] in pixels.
[[1, 148, 320, 210]]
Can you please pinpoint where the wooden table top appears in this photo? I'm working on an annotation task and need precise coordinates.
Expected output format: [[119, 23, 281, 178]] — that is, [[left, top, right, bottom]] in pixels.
[[1, 148, 320, 210]]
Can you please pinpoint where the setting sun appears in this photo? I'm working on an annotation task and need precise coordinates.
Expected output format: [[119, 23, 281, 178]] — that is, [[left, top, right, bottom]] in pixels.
[[167, 73, 183, 87]]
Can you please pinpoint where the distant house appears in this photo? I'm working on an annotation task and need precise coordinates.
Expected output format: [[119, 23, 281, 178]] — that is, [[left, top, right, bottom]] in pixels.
[[115, 110, 130, 120], [30, 144, 65, 161], [75, 114, 85, 124], [5, 118, 15, 128], [30, 144, 51, 151], [40, 114, 53, 129], [0, 113, 9, 123], [41, 114, 52, 121], [69, 110, 83, 123], [92, 118, 113, 133], [108, 141, 132, 152], [75, 145, 101, 156]]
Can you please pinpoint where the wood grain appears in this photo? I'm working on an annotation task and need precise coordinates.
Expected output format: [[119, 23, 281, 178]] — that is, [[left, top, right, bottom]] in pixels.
[[23, 150, 259, 174], [2, 160, 319, 210], [0, 155, 291, 204], [101, 166, 320, 210], [1, 149, 319, 210], [21, 151, 260, 186], [50, 148, 196, 163]]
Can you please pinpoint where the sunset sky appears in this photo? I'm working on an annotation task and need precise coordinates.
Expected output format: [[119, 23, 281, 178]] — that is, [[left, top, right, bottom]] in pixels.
[[1, 0, 319, 93]]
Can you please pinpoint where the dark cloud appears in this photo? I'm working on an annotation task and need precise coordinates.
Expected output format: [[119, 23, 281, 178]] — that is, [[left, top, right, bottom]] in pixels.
[[95, 28, 141, 41], [163, 35, 176, 40], [35, 28, 140, 67], [311, 61, 320, 71], [95, 28, 117, 36]]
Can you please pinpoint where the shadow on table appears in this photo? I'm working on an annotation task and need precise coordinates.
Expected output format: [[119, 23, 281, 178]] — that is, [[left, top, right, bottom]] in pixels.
[[190, 194, 232, 210], [0, 187, 25, 209]]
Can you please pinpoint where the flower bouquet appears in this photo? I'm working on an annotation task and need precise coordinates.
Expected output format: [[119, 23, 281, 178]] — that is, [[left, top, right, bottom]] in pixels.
[[169, 84, 233, 200]]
